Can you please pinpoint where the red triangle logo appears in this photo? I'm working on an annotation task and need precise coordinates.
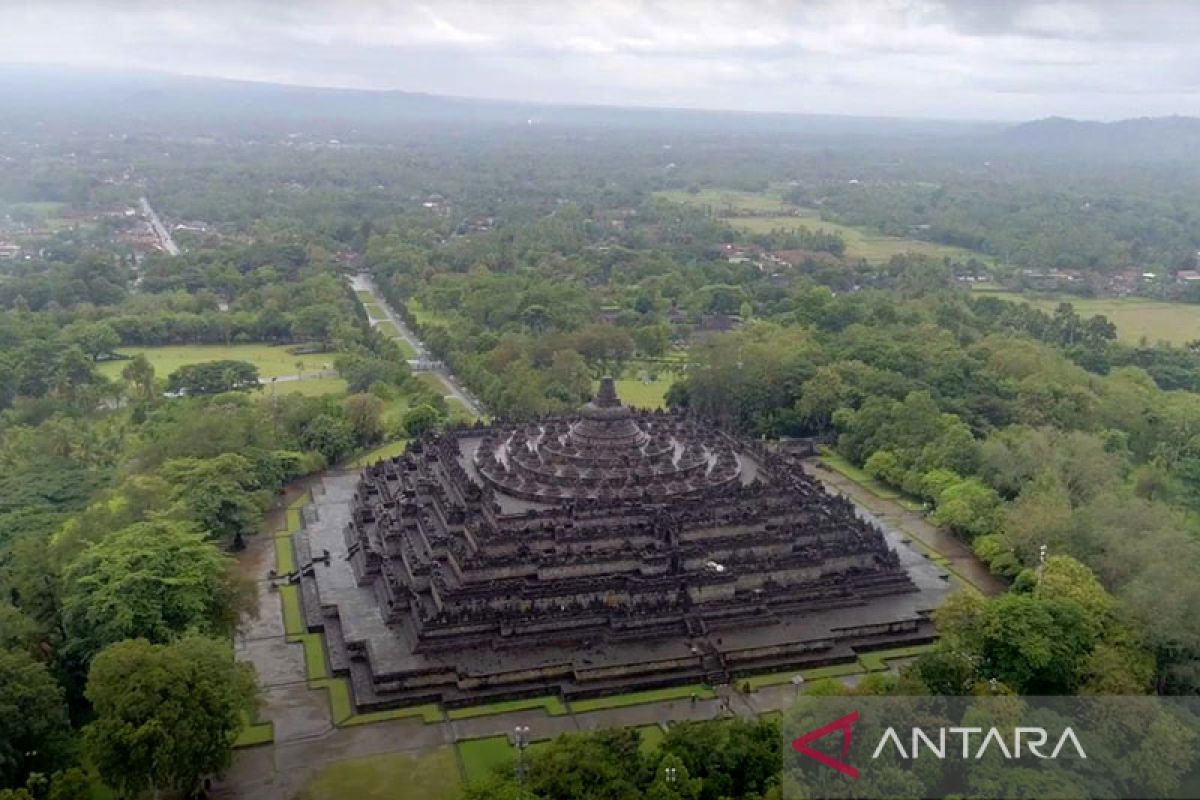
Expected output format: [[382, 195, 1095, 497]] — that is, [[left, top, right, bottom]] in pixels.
[[791, 710, 859, 780]]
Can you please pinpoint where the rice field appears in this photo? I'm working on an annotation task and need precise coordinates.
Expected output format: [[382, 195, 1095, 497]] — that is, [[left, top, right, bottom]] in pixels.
[[654, 188, 981, 264]]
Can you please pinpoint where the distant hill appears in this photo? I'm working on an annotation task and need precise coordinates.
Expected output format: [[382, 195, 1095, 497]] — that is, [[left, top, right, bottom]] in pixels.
[[0, 65, 996, 141], [999, 115, 1200, 160]]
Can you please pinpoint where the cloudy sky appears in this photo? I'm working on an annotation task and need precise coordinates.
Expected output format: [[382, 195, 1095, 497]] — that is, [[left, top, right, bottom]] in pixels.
[[5, 0, 1200, 120]]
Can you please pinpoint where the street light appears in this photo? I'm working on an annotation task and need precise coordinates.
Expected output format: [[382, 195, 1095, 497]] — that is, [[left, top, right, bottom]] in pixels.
[[791, 674, 805, 698], [514, 725, 531, 795]]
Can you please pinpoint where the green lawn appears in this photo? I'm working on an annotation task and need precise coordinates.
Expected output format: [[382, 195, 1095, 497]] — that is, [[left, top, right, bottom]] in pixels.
[[859, 644, 935, 672], [233, 720, 274, 748], [376, 320, 418, 357], [655, 188, 790, 214], [743, 661, 864, 691], [973, 289, 1200, 345], [342, 703, 443, 726], [601, 375, 676, 410], [637, 724, 665, 754], [654, 189, 981, 264], [274, 535, 296, 574], [268, 376, 348, 397], [97, 343, 341, 380], [293, 633, 329, 681], [818, 451, 925, 511], [742, 643, 936, 691], [363, 302, 384, 319], [355, 290, 375, 301], [407, 297, 456, 328], [416, 372, 451, 394], [571, 684, 715, 713], [279, 585, 304, 637], [350, 438, 409, 467], [447, 696, 567, 720], [297, 748, 461, 800], [458, 737, 515, 782]]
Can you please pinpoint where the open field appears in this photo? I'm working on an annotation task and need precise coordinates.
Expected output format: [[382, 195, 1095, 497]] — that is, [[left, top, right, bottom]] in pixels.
[[296, 749, 460, 800], [97, 343, 341, 380], [600, 375, 676, 409], [972, 288, 1200, 345], [269, 376, 348, 397], [655, 189, 981, 264]]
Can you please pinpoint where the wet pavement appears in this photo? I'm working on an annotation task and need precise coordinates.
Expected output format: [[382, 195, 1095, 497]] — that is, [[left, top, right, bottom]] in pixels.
[[804, 459, 1006, 596]]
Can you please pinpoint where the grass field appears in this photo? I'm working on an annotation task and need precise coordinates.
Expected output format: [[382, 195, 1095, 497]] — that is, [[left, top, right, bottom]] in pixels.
[[376, 320, 418, 357], [297, 749, 460, 800], [363, 302, 384, 319], [269, 376, 349, 397], [654, 189, 980, 264], [97, 344, 341, 381], [637, 724, 665, 754], [350, 438, 409, 467], [602, 375, 676, 410], [972, 289, 1200, 345], [458, 737, 516, 782]]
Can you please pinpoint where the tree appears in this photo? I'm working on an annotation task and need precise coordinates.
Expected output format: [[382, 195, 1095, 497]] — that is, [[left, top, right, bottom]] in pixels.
[[163, 453, 268, 547], [119, 353, 156, 402], [342, 393, 385, 446], [84, 636, 258, 798], [300, 413, 356, 464], [166, 360, 260, 395], [63, 322, 119, 362], [62, 520, 249, 662], [0, 649, 75, 790], [632, 324, 671, 358], [930, 477, 1003, 539], [403, 404, 442, 437]]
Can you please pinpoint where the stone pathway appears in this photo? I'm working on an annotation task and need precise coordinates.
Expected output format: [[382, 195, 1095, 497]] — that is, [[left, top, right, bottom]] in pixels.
[[805, 459, 1005, 595]]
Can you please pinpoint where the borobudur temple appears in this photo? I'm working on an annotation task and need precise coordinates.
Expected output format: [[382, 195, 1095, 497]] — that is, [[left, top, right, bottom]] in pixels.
[[291, 378, 948, 711]]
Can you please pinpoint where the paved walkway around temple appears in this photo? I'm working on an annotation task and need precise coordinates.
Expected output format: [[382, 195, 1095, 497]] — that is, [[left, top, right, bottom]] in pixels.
[[216, 456, 994, 799], [805, 458, 1006, 595]]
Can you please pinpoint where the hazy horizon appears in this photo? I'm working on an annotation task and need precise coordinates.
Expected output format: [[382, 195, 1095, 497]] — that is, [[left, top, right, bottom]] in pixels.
[[7, 1, 1200, 122]]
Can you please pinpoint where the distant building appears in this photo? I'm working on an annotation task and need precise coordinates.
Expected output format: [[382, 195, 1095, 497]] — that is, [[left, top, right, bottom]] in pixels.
[[0, 243, 20, 261]]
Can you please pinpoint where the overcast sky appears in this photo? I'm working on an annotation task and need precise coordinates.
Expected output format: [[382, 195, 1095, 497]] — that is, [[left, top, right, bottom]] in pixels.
[[5, 0, 1200, 120]]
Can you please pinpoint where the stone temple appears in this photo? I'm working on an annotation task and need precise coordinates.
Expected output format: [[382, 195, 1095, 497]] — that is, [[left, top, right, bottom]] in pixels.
[[293, 378, 947, 711]]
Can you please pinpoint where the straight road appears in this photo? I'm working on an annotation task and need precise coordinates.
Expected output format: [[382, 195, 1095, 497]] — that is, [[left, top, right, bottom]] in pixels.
[[139, 196, 180, 256], [349, 274, 484, 418]]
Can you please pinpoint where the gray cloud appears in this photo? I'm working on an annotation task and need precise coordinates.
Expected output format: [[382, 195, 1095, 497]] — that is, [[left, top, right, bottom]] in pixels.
[[4, 0, 1200, 119]]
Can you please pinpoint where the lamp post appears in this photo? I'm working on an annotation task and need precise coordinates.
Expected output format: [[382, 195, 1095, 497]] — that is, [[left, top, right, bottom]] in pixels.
[[514, 724, 531, 796], [791, 673, 805, 699]]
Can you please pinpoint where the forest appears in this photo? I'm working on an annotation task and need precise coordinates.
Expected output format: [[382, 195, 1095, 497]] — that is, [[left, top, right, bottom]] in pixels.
[[4, 82, 1200, 799]]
